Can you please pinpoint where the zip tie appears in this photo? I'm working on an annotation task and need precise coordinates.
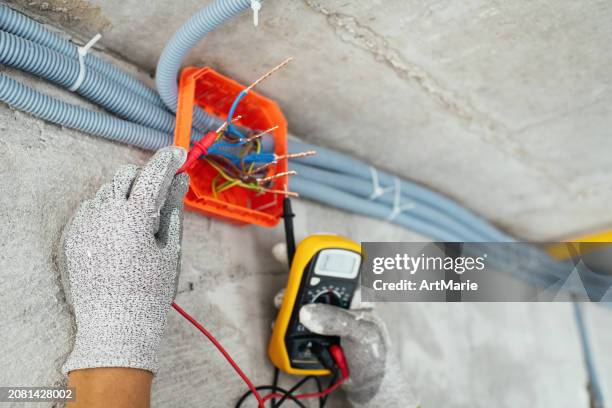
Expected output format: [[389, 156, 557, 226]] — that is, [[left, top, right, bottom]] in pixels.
[[251, 0, 262, 26], [369, 167, 393, 200], [69, 33, 102, 92], [387, 177, 414, 221]]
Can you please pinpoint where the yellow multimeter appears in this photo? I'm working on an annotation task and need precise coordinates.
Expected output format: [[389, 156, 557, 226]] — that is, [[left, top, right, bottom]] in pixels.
[[268, 234, 362, 376]]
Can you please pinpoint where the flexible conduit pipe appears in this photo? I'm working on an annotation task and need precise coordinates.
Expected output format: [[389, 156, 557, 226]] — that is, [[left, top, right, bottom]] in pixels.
[[288, 139, 513, 243], [0, 30, 182, 136], [155, 0, 254, 131], [0, 73, 171, 150], [294, 171, 612, 298], [291, 176, 465, 242], [0, 4, 165, 109], [291, 162, 491, 242]]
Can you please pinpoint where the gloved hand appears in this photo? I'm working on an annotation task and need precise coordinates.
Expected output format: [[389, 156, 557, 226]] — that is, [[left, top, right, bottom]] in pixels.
[[299, 304, 420, 408], [270, 242, 419, 407], [59, 147, 189, 375]]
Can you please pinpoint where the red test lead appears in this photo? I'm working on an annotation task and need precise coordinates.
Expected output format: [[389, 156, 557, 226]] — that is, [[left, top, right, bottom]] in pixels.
[[329, 344, 350, 380], [176, 131, 219, 174]]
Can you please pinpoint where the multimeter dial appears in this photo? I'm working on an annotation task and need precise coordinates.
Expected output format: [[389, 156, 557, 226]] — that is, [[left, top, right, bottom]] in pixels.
[[307, 285, 350, 308]]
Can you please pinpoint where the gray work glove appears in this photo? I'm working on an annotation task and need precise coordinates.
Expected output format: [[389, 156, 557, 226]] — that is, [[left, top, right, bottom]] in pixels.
[[300, 304, 420, 408], [59, 147, 189, 374]]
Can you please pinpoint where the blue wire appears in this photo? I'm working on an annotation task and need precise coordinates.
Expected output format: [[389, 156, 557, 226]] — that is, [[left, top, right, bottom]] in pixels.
[[207, 146, 241, 164], [243, 152, 275, 164], [226, 89, 248, 139]]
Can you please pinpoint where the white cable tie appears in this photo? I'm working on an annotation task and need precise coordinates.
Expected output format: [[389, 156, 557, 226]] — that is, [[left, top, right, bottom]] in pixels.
[[369, 166, 393, 200], [251, 0, 262, 26], [387, 177, 414, 221], [69, 33, 102, 92]]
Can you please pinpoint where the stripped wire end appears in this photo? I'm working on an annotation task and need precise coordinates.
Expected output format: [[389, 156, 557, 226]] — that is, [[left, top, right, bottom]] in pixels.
[[245, 57, 293, 93], [257, 170, 297, 185], [245, 125, 279, 143], [216, 115, 242, 133], [277, 150, 317, 161], [250, 150, 317, 174], [191, 57, 299, 203], [260, 187, 299, 198], [225, 57, 293, 135]]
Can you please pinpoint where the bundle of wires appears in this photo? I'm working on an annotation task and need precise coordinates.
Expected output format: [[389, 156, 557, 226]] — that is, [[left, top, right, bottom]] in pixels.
[[180, 58, 312, 199], [199, 121, 285, 198]]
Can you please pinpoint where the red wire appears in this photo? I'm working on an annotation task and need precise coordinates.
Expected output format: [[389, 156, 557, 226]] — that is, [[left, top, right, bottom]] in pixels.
[[171, 301, 265, 407], [262, 344, 349, 403], [172, 301, 348, 407]]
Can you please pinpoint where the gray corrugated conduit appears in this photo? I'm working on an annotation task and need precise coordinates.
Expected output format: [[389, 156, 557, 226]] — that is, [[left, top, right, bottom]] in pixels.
[[0, 30, 178, 135], [0, 73, 171, 150], [155, 0, 254, 131], [0, 4, 165, 108]]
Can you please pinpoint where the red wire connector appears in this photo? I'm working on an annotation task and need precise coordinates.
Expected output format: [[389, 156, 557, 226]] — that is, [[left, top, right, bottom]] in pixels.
[[176, 131, 218, 174], [261, 344, 350, 404], [329, 344, 350, 380]]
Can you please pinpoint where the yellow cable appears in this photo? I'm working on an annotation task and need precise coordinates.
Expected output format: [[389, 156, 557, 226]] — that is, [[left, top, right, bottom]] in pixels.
[[547, 230, 612, 260]]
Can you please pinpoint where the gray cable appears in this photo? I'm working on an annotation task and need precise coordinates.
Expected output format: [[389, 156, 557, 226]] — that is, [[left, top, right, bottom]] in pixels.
[[155, 0, 254, 131], [0, 73, 171, 150], [0, 30, 180, 135], [0, 4, 165, 108]]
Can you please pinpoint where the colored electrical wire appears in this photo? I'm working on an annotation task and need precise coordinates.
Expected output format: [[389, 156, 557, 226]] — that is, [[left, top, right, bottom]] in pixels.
[[262, 378, 345, 404], [271, 368, 280, 408], [260, 344, 349, 404], [272, 376, 323, 408], [225, 58, 293, 138], [171, 302, 265, 407], [235, 386, 307, 408], [235, 376, 326, 408]]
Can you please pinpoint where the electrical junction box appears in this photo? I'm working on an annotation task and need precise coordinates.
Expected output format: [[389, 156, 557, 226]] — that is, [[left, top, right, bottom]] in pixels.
[[174, 66, 288, 227]]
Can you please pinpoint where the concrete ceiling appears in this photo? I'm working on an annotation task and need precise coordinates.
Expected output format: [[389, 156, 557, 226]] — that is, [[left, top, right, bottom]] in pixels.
[[9, 0, 612, 240]]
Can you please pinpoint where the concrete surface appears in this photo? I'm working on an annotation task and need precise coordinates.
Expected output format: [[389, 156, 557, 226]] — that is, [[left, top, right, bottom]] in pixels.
[[1, 1, 612, 407], [7, 0, 612, 241]]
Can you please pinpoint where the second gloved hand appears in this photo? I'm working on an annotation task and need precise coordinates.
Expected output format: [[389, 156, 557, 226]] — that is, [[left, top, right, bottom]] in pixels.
[[300, 304, 419, 408], [59, 147, 189, 374]]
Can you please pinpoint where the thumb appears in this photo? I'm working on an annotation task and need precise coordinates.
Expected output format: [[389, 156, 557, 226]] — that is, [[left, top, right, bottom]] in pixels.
[[299, 303, 361, 338], [129, 147, 186, 225]]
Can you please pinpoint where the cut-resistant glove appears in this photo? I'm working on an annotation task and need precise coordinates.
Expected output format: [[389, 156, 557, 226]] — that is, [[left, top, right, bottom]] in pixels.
[[300, 304, 420, 408], [59, 146, 189, 374]]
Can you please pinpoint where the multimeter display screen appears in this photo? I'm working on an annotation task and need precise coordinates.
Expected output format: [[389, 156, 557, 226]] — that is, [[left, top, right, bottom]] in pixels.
[[320, 254, 355, 274], [313, 249, 361, 279]]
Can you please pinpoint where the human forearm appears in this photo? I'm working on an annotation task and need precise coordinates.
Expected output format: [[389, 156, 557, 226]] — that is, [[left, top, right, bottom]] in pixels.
[[67, 368, 152, 408]]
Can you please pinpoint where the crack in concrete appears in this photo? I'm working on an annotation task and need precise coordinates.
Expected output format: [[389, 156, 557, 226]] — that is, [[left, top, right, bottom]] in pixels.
[[302, 0, 573, 193], [302, 0, 500, 127]]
